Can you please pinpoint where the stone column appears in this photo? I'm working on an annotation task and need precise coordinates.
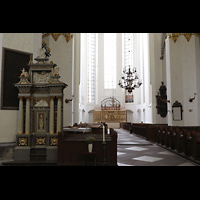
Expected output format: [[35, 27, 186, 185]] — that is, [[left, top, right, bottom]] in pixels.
[[18, 97, 24, 134], [56, 96, 62, 133], [49, 96, 54, 134], [25, 97, 31, 134]]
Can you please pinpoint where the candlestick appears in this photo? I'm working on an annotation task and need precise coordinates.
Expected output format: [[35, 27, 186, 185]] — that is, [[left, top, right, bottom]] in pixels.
[[103, 125, 105, 142], [102, 141, 106, 166]]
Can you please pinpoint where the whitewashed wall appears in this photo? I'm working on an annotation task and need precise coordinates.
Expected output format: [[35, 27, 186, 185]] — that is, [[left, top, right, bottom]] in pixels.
[[150, 33, 167, 125], [165, 34, 200, 126], [0, 33, 42, 143], [43, 35, 73, 126]]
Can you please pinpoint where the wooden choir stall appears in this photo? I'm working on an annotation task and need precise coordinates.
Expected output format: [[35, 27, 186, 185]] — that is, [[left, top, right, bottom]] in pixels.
[[57, 123, 117, 166]]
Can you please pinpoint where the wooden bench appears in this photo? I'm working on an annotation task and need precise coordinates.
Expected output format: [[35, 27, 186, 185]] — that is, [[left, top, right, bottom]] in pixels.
[[120, 122, 131, 131], [121, 122, 200, 164]]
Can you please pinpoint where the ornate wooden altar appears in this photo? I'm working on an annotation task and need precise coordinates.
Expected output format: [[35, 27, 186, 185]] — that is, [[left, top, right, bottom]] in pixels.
[[94, 97, 126, 123]]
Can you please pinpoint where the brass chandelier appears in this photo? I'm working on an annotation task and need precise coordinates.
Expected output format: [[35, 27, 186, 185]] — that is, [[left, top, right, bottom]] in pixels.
[[118, 65, 142, 93]]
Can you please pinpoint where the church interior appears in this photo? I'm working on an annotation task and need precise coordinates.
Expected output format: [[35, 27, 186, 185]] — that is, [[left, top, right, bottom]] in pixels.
[[0, 33, 200, 166]]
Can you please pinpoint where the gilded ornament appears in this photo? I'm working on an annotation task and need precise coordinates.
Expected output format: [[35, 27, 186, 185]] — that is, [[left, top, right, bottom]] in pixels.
[[20, 68, 29, 77], [18, 137, 28, 146], [166, 33, 200, 43], [42, 40, 47, 45], [57, 96, 62, 101], [36, 137, 46, 145], [42, 33, 73, 43], [16, 76, 31, 85], [50, 96, 55, 101], [50, 137, 58, 146], [51, 66, 59, 76], [18, 96, 23, 101]]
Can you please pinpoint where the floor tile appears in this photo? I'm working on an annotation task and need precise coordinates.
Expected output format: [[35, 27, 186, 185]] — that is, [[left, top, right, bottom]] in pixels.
[[119, 142, 139, 145], [177, 162, 196, 166], [117, 162, 134, 166], [117, 152, 126, 156], [133, 156, 164, 163], [125, 147, 149, 151], [119, 139, 133, 141], [157, 151, 175, 155]]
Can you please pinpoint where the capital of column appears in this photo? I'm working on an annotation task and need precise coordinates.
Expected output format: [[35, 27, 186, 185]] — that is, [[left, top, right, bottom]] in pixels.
[[24, 96, 31, 100], [18, 96, 23, 101], [50, 96, 55, 101], [56, 96, 62, 101]]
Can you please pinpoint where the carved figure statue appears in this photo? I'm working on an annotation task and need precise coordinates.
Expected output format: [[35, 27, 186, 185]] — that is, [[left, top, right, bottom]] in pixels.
[[38, 114, 44, 130], [20, 68, 29, 77], [38, 48, 46, 58], [52, 66, 60, 76]]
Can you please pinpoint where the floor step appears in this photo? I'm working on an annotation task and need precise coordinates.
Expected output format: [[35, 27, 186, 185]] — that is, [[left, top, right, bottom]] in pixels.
[[2, 160, 57, 166], [30, 148, 46, 161]]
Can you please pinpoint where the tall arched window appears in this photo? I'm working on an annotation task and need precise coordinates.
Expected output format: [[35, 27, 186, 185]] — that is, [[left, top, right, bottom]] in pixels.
[[104, 33, 117, 89], [124, 33, 134, 103], [124, 33, 133, 69], [87, 33, 96, 104]]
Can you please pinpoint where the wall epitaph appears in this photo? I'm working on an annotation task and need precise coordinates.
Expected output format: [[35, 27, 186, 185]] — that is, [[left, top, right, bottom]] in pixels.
[[14, 40, 67, 162]]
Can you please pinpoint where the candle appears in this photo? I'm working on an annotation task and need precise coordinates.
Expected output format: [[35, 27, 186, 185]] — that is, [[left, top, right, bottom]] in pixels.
[[103, 125, 105, 142]]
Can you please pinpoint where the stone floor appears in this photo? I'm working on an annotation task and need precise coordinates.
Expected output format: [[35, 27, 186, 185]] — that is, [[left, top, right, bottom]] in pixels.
[[116, 128, 198, 166]]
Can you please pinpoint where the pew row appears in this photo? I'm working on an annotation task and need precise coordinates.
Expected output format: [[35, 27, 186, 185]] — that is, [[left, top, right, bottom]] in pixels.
[[121, 122, 200, 164]]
